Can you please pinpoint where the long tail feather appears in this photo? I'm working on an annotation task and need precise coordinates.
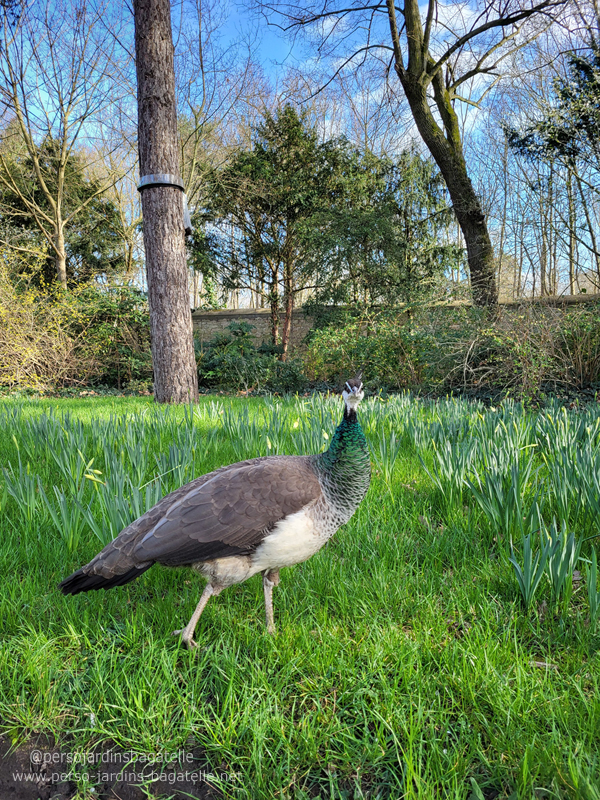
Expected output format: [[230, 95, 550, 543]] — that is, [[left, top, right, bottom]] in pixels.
[[59, 563, 153, 595]]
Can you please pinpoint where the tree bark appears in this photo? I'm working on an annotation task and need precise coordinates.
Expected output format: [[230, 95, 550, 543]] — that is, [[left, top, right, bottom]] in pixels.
[[401, 77, 497, 306], [54, 224, 67, 289], [387, 0, 498, 307], [133, 0, 198, 403], [281, 259, 294, 361], [269, 280, 280, 347], [567, 170, 575, 294]]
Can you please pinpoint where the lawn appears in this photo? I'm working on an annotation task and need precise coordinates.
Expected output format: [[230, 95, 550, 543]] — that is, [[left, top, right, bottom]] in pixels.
[[0, 392, 599, 799]]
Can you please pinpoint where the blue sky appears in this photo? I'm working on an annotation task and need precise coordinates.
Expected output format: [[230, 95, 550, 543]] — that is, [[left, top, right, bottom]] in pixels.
[[221, 3, 301, 78]]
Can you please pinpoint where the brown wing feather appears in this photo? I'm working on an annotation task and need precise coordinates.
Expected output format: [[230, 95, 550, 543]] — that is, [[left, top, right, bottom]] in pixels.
[[83, 455, 321, 579]]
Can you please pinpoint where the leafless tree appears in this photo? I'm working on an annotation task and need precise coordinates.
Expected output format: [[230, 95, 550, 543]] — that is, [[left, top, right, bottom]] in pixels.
[[173, 0, 270, 205], [256, 0, 569, 306], [470, 18, 600, 298], [98, 149, 143, 281], [0, 0, 130, 288]]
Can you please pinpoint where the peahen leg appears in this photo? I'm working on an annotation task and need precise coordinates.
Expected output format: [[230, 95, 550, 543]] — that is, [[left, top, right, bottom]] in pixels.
[[263, 569, 280, 634], [172, 583, 222, 649]]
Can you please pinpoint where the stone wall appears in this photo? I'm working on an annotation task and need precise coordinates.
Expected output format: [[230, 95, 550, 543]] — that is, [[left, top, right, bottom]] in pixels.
[[192, 295, 600, 350], [191, 307, 315, 350]]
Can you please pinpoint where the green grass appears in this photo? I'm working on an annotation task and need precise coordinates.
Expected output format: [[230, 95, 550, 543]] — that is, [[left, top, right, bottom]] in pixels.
[[1, 393, 600, 799]]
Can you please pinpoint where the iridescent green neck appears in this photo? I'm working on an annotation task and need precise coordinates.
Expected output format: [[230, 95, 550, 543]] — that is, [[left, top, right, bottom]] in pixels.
[[313, 402, 371, 517], [316, 406, 369, 473]]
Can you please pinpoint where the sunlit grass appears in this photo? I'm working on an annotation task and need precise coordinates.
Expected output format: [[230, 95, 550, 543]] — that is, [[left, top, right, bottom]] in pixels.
[[0, 393, 599, 798]]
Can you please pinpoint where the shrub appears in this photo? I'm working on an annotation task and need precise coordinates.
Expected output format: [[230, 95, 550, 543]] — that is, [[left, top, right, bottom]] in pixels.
[[0, 255, 94, 389], [428, 304, 600, 396], [196, 322, 308, 394], [420, 305, 560, 396], [304, 313, 433, 391], [555, 306, 600, 388], [304, 302, 600, 398], [269, 357, 307, 393], [69, 285, 152, 389], [196, 322, 272, 392], [0, 251, 151, 391]]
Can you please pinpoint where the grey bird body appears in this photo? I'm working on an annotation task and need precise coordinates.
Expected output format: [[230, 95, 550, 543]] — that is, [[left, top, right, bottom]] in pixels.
[[60, 379, 370, 646]]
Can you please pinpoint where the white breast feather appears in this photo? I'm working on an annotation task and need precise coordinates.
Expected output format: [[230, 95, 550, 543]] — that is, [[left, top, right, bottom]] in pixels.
[[251, 506, 322, 572]]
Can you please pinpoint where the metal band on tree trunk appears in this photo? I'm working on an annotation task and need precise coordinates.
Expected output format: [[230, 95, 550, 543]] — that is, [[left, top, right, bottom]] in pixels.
[[137, 173, 193, 235]]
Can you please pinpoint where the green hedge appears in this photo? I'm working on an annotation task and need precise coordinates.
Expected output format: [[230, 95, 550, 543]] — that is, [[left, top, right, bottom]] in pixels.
[[304, 304, 600, 398]]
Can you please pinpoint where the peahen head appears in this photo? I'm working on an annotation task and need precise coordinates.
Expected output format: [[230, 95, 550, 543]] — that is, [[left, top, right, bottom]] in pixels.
[[342, 375, 364, 413]]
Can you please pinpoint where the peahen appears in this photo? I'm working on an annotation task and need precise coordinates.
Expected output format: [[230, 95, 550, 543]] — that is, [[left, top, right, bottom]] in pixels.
[[60, 377, 371, 647]]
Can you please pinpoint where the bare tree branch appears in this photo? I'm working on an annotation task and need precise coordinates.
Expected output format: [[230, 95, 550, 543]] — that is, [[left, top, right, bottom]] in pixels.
[[0, 0, 132, 287]]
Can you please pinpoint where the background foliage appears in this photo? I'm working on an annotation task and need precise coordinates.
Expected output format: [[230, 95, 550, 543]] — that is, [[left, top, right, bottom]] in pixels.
[[305, 302, 600, 400], [0, 249, 151, 391]]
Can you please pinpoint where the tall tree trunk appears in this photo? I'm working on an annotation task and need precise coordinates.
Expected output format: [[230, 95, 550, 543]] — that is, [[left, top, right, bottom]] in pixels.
[[269, 263, 280, 346], [548, 163, 557, 295], [567, 170, 575, 294], [281, 259, 294, 361], [125, 241, 135, 280], [133, 0, 198, 403], [398, 73, 497, 306], [498, 138, 509, 299], [539, 185, 548, 297], [386, 0, 497, 307], [575, 171, 600, 282], [54, 224, 67, 289]]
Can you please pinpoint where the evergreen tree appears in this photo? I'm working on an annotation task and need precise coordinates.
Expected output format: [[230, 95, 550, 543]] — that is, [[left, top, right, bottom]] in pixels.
[[302, 144, 462, 309], [206, 106, 462, 349], [208, 105, 327, 356]]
